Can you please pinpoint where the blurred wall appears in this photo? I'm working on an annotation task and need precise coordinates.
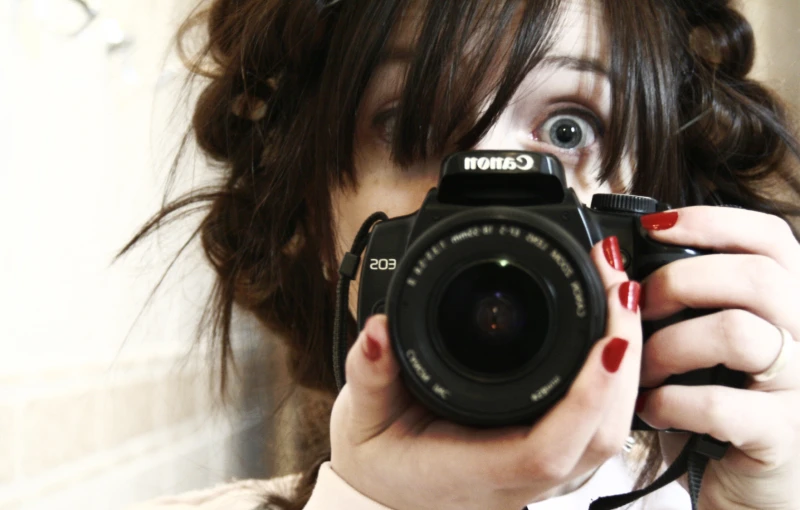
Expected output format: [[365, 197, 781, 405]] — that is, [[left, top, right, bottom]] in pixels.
[[741, 0, 800, 112], [0, 1, 274, 509], [0, 1, 797, 510]]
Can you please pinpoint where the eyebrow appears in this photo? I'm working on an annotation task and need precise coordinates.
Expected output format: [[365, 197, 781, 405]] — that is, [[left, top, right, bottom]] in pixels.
[[377, 50, 609, 77], [539, 55, 609, 77]]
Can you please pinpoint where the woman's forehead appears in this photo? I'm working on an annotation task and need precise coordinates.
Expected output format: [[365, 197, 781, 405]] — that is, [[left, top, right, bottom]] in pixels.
[[550, 0, 609, 66]]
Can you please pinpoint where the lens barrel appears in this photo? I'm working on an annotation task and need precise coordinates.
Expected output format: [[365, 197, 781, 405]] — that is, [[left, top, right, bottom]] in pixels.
[[385, 207, 606, 426]]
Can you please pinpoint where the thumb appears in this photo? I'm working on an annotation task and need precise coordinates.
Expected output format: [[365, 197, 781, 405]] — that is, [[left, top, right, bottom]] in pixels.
[[344, 314, 410, 441]]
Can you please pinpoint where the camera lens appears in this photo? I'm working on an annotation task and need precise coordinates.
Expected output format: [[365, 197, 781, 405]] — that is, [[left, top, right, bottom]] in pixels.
[[475, 293, 518, 341], [437, 260, 551, 377]]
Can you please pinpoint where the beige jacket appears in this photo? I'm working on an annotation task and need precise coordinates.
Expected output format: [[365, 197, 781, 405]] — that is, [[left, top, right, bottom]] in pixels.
[[127, 463, 393, 510], [128, 458, 689, 509]]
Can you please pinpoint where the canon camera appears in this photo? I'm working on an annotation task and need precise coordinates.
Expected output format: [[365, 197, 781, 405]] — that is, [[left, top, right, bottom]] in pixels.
[[356, 151, 744, 427]]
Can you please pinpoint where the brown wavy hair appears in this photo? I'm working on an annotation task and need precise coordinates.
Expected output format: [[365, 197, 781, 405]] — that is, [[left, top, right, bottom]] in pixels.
[[118, 0, 800, 508]]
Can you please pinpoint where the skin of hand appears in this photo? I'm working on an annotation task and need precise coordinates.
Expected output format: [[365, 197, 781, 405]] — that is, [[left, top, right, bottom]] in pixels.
[[329, 237, 644, 510], [635, 206, 800, 510]]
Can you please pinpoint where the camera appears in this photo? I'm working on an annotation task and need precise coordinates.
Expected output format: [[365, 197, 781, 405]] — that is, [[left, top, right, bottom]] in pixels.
[[356, 151, 744, 427]]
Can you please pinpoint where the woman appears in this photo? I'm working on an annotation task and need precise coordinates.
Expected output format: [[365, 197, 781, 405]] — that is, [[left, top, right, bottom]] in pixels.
[[124, 0, 800, 508]]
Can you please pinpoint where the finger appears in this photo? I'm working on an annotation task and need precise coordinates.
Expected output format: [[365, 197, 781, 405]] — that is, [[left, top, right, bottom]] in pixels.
[[427, 239, 643, 488], [390, 331, 632, 490], [489, 334, 635, 487], [502, 263, 643, 485], [640, 309, 800, 389], [580, 239, 644, 466], [639, 206, 800, 276], [591, 235, 643, 394], [343, 314, 412, 443], [589, 237, 640, 335], [638, 385, 794, 470], [639, 254, 800, 335], [593, 235, 629, 285]]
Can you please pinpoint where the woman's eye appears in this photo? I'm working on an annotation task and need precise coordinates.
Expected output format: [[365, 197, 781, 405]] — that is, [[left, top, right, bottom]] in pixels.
[[534, 111, 601, 151], [372, 107, 398, 144]]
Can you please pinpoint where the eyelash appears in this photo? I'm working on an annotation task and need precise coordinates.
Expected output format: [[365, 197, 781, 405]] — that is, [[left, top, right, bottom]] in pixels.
[[370, 104, 606, 151], [371, 106, 399, 144]]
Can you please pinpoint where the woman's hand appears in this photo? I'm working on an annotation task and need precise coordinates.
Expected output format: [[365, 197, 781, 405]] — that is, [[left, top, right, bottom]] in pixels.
[[328, 237, 642, 510], [635, 206, 800, 510]]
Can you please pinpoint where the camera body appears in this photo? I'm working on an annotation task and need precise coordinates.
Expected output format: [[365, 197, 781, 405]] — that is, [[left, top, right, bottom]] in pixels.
[[357, 151, 744, 427]]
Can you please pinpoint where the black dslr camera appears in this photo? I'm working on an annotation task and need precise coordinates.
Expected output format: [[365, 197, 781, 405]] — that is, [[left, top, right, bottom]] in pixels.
[[356, 151, 744, 427]]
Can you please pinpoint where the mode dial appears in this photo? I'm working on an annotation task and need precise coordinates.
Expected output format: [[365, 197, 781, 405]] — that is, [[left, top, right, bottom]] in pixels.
[[590, 194, 662, 214]]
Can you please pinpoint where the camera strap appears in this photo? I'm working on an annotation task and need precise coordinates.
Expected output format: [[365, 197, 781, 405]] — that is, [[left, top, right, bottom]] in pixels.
[[332, 211, 388, 392], [588, 433, 726, 509]]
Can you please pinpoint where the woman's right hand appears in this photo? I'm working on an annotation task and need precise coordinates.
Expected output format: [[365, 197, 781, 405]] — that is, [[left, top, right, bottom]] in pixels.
[[329, 237, 643, 510]]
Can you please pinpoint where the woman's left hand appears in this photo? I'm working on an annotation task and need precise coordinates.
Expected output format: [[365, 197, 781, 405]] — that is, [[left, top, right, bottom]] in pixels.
[[634, 205, 800, 510]]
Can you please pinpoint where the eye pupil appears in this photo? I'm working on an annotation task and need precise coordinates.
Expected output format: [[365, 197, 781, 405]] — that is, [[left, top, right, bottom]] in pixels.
[[551, 119, 582, 149]]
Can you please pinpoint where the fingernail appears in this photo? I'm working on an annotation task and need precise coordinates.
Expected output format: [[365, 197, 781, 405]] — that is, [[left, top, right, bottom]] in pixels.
[[362, 332, 382, 361], [640, 211, 679, 231], [635, 392, 649, 413], [602, 338, 629, 373], [619, 281, 641, 312], [602, 236, 624, 271]]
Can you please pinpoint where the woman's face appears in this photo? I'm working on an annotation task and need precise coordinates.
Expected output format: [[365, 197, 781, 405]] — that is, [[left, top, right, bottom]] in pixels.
[[331, 0, 632, 304]]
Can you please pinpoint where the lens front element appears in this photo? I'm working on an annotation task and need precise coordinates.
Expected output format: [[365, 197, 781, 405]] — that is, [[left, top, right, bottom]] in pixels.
[[437, 262, 550, 376]]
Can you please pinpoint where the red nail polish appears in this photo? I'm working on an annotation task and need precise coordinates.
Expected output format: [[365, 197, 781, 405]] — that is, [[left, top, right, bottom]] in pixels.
[[640, 211, 679, 231], [602, 338, 629, 373], [363, 333, 382, 361], [638, 283, 646, 310], [602, 236, 624, 271], [619, 281, 641, 312], [635, 393, 649, 413]]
